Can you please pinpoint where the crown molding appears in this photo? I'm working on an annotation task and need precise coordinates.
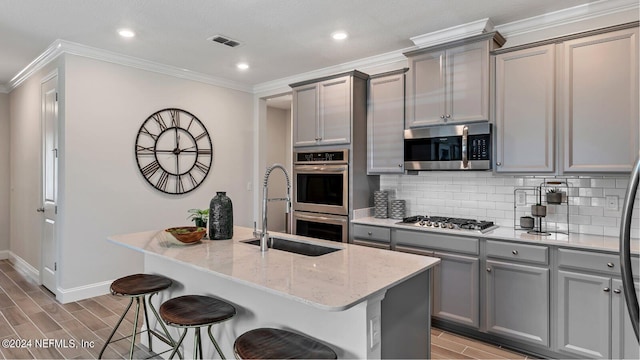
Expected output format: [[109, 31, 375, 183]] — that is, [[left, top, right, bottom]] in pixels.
[[253, 48, 409, 96], [409, 18, 495, 49], [7, 39, 253, 93], [495, 0, 639, 37]]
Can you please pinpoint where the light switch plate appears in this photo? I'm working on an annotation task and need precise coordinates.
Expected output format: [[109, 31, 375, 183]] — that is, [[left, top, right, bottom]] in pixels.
[[516, 190, 527, 206], [606, 195, 618, 210]]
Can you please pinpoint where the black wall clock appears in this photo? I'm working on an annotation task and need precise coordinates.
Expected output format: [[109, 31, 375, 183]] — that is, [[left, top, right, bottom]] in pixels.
[[135, 108, 213, 194]]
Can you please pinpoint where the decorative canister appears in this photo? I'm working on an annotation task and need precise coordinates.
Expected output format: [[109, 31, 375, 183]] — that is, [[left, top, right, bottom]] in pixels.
[[390, 200, 406, 220], [374, 191, 388, 219], [209, 191, 233, 240]]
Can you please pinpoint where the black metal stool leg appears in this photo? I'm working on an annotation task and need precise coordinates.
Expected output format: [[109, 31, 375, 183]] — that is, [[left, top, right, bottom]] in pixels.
[[194, 328, 201, 359], [169, 328, 188, 360], [129, 296, 142, 359], [148, 292, 183, 359], [98, 297, 134, 359], [207, 325, 226, 360], [142, 295, 153, 352]]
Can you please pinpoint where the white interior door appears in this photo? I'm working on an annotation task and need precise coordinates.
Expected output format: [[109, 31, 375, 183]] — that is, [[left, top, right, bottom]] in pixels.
[[41, 74, 58, 294]]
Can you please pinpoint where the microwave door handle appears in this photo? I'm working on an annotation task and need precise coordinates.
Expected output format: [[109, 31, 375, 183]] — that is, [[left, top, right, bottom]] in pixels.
[[462, 126, 469, 168]]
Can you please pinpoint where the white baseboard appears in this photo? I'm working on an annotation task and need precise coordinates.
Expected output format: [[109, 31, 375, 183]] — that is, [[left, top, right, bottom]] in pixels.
[[8, 251, 39, 283], [57, 280, 112, 304], [6, 251, 112, 304]]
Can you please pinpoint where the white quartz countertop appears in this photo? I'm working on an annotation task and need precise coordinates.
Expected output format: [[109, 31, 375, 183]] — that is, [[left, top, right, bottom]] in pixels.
[[352, 217, 640, 254], [108, 226, 439, 311]]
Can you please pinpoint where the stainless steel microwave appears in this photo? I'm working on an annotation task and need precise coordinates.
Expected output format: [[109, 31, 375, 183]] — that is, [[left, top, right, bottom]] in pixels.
[[404, 123, 492, 170]]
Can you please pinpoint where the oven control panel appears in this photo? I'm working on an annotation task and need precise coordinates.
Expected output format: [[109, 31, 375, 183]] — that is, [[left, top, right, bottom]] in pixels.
[[294, 149, 348, 164]]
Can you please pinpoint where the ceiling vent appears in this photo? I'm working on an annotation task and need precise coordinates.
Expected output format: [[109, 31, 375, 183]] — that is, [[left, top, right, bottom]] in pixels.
[[208, 35, 241, 48]]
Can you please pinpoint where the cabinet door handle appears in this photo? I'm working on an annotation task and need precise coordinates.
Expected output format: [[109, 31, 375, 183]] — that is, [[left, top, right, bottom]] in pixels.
[[440, 115, 445, 119], [614, 289, 621, 294], [398, 164, 403, 168], [36, 207, 45, 213], [604, 287, 611, 292], [445, 114, 451, 118], [496, 162, 502, 166], [607, 262, 614, 268], [367, 232, 372, 236], [486, 267, 491, 272], [512, 250, 519, 255]]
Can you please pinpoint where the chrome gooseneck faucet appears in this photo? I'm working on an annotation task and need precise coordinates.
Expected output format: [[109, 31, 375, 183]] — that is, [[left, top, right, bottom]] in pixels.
[[261, 164, 291, 252]]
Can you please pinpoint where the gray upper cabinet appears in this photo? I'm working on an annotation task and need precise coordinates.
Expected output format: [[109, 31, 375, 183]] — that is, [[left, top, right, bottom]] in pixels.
[[494, 45, 556, 173], [560, 27, 639, 173], [292, 71, 368, 147], [405, 33, 504, 128], [367, 69, 407, 174]]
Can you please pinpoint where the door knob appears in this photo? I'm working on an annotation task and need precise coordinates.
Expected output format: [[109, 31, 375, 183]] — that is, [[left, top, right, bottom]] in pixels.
[[36, 208, 45, 213]]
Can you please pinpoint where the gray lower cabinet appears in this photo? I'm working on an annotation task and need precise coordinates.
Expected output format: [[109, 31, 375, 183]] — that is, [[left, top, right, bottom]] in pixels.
[[485, 260, 550, 347], [611, 279, 640, 360], [556, 248, 640, 359], [394, 230, 480, 329], [557, 270, 613, 358], [351, 224, 391, 249], [433, 251, 480, 328]]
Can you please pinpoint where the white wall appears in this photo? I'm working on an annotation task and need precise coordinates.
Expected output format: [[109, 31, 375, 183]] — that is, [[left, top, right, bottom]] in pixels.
[[9, 60, 60, 270], [265, 106, 291, 232], [0, 92, 9, 253], [8, 54, 254, 299], [58, 55, 254, 290]]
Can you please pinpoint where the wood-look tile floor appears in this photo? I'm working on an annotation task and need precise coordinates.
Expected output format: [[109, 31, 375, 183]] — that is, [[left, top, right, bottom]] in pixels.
[[0, 259, 532, 359]]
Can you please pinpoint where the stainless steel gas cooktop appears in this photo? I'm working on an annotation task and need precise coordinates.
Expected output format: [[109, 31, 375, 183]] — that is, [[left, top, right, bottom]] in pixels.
[[397, 215, 498, 234]]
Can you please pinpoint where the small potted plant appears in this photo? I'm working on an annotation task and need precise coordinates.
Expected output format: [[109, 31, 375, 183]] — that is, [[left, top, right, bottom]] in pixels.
[[187, 208, 209, 228], [546, 188, 563, 204]]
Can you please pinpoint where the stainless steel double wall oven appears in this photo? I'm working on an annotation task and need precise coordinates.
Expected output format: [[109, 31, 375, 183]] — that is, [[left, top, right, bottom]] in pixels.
[[292, 149, 349, 242]]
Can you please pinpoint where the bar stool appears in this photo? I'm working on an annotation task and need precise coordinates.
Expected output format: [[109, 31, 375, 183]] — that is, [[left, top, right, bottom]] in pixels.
[[98, 273, 177, 359], [160, 295, 237, 359], [234, 328, 337, 359]]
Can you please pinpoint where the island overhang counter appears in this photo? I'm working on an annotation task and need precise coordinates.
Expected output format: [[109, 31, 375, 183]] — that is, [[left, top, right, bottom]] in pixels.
[[108, 226, 440, 359]]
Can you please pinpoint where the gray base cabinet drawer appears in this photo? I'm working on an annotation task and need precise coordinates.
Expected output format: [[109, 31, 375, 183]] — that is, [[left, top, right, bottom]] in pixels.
[[486, 240, 548, 265], [395, 229, 479, 255], [558, 248, 640, 276], [353, 224, 391, 242]]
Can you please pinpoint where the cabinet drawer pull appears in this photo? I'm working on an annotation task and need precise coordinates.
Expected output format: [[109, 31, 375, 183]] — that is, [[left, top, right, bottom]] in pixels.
[[603, 287, 610, 292], [512, 250, 518, 255], [607, 262, 614, 268], [486, 267, 491, 272], [614, 289, 621, 294], [440, 115, 445, 119], [496, 162, 502, 166], [367, 232, 372, 236]]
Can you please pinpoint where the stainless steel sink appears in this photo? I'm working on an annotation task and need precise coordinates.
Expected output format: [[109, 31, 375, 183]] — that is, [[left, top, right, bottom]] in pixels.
[[242, 237, 341, 256]]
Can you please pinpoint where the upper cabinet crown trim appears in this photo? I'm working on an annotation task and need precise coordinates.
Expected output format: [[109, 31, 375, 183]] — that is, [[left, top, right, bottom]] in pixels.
[[404, 32, 505, 58], [409, 18, 497, 49], [289, 70, 369, 89]]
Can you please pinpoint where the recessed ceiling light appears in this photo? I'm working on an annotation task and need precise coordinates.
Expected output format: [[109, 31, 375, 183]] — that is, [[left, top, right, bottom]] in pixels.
[[237, 63, 249, 70], [332, 31, 348, 40], [118, 29, 135, 38]]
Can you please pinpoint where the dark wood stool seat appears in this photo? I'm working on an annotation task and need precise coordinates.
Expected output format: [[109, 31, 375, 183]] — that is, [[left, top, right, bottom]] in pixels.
[[160, 295, 236, 326], [234, 328, 337, 359], [110, 273, 173, 296], [160, 295, 237, 359], [99, 273, 178, 360]]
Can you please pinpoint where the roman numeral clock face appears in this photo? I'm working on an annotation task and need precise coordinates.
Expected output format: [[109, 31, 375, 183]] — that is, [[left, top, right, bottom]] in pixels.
[[135, 108, 213, 194]]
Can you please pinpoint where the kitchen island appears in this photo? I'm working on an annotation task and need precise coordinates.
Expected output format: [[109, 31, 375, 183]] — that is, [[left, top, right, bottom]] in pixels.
[[108, 226, 439, 359]]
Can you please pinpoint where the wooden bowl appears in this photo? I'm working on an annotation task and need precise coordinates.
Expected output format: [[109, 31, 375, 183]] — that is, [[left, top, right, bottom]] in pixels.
[[165, 226, 206, 244]]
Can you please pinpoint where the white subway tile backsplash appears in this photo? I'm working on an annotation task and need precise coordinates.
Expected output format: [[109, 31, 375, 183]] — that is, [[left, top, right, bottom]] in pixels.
[[383, 171, 634, 236]]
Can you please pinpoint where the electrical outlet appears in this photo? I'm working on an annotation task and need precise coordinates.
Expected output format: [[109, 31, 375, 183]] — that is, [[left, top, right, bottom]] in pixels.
[[369, 316, 380, 349], [606, 195, 618, 210], [516, 190, 527, 206]]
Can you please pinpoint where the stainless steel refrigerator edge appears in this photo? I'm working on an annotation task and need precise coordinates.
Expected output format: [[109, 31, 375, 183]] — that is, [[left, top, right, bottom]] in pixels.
[[620, 156, 640, 342]]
